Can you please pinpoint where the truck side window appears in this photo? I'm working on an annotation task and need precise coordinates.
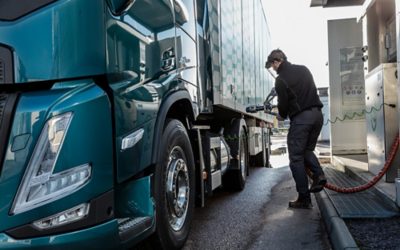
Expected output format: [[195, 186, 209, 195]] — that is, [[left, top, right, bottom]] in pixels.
[[106, 0, 176, 80], [196, 0, 205, 28]]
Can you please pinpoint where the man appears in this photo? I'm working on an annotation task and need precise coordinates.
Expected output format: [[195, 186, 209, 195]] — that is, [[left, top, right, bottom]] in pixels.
[[265, 49, 327, 209]]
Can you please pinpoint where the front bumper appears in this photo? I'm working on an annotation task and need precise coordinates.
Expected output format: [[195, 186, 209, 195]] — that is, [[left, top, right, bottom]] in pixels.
[[0, 220, 120, 250]]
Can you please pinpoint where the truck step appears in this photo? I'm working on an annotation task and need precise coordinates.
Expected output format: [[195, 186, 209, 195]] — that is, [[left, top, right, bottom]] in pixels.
[[118, 216, 153, 241]]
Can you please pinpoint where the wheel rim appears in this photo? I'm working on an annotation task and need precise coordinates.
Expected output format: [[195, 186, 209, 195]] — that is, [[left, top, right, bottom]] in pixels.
[[240, 133, 246, 179], [166, 146, 190, 232]]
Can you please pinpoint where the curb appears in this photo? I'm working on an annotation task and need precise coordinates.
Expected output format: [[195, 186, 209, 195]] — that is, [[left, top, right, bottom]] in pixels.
[[315, 190, 359, 250]]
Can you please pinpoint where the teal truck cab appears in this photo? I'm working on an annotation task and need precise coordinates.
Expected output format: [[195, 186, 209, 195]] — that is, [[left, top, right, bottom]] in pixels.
[[0, 0, 274, 249]]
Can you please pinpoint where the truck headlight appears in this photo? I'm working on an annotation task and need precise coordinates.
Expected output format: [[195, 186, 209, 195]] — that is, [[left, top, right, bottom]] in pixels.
[[11, 112, 92, 215]]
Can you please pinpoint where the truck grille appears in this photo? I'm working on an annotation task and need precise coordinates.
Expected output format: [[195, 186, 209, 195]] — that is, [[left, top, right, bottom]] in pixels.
[[0, 45, 13, 84], [0, 60, 4, 83], [0, 94, 6, 120], [0, 93, 18, 173]]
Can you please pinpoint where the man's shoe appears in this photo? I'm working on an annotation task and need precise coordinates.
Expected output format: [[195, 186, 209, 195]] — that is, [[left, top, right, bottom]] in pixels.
[[310, 174, 327, 193], [288, 197, 313, 209]]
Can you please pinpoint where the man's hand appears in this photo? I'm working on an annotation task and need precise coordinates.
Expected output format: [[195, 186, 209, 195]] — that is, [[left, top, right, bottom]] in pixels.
[[264, 103, 274, 113]]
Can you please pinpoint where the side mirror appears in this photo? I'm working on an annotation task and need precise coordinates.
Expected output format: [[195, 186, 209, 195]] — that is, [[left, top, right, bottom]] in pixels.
[[107, 0, 135, 15], [174, 0, 189, 25]]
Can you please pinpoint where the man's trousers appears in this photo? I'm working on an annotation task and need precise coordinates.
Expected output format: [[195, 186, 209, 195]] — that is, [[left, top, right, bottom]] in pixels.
[[287, 107, 324, 195]]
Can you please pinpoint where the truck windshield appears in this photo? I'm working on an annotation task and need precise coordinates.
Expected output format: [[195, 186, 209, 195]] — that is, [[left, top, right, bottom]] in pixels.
[[0, 0, 57, 21]]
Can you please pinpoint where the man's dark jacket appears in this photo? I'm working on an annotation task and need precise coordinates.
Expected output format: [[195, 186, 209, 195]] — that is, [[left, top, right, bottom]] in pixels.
[[274, 61, 323, 119]]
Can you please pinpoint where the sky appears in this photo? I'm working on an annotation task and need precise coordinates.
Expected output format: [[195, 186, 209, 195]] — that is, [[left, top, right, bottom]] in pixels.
[[261, 0, 363, 87]]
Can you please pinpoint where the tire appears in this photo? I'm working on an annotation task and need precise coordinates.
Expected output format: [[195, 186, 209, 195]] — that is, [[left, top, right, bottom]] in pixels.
[[223, 119, 248, 191], [153, 119, 195, 249]]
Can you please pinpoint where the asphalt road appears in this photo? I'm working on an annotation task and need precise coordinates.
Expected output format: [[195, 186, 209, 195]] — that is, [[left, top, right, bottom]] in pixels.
[[183, 155, 331, 250], [135, 153, 331, 250]]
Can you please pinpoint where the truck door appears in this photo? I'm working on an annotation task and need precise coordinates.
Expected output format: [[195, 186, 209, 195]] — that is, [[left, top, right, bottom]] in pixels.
[[105, 0, 176, 182], [174, 0, 198, 109]]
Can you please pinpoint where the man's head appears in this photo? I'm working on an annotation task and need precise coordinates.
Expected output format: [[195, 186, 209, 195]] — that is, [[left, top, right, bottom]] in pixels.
[[265, 49, 287, 72]]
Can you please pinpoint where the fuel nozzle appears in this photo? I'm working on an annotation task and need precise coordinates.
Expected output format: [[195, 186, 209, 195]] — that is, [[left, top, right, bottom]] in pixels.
[[246, 88, 277, 115]]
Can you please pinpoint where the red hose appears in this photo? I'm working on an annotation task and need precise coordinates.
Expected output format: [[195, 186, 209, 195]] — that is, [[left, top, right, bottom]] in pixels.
[[315, 134, 399, 194]]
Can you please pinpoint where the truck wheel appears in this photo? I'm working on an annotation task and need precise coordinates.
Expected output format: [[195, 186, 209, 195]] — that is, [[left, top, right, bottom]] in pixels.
[[154, 119, 195, 249], [223, 119, 248, 191]]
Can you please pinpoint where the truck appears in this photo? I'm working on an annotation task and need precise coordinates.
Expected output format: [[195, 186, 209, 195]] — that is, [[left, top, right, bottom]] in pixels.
[[0, 0, 274, 249]]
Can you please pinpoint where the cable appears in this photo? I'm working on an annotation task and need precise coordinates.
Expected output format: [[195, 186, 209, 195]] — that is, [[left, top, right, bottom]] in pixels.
[[324, 103, 396, 126], [316, 103, 398, 193]]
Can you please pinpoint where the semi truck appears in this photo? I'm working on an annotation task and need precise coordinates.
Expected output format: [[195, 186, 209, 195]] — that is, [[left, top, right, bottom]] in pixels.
[[0, 0, 274, 249]]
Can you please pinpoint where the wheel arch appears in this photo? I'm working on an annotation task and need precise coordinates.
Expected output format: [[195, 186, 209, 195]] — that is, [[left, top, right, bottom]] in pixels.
[[151, 90, 196, 165]]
